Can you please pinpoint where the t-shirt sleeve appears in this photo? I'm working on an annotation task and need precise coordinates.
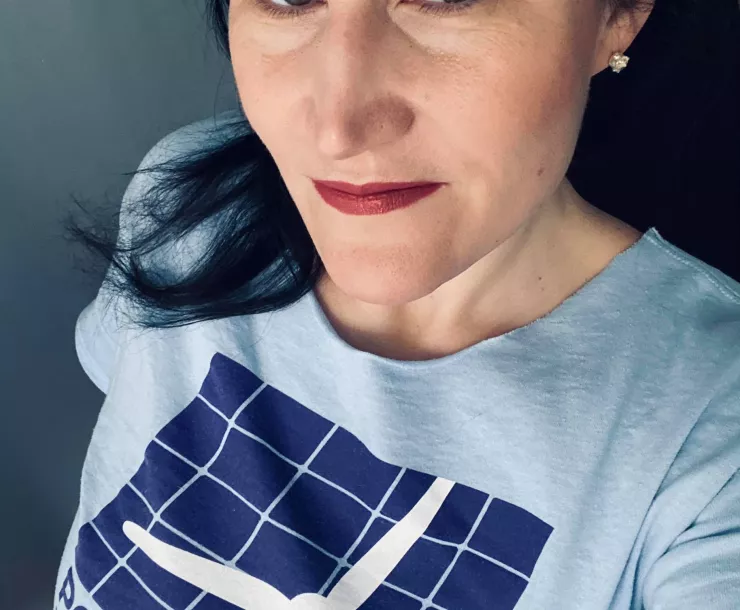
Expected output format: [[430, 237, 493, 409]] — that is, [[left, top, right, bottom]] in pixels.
[[642, 467, 740, 609], [74, 291, 120, 395]]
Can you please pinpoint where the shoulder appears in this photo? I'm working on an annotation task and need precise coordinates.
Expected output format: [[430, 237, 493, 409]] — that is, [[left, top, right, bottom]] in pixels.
[[629, 233, 740, 590], [76, 111, 248, 393], [639, 229, 740, 362], [641, 229, 740, 324], [123, 109, 246, 206], [117, 109, 248, 269], [641, 229, 740, 469], [144, 108, 246, 164]]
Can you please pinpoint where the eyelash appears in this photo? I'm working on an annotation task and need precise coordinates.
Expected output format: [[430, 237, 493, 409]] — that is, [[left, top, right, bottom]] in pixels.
[[252, 0, 480, 20]]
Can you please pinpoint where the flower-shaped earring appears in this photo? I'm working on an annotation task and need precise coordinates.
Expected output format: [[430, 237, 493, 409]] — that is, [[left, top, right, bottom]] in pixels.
[[609, 52, 630, 73]]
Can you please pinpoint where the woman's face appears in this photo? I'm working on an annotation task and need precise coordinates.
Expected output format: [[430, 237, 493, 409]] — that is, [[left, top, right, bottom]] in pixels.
[[228, 0, 645, 305]]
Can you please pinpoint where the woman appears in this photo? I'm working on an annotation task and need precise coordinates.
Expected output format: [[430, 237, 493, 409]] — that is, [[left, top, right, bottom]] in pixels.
[[56, 0, 740, 608]]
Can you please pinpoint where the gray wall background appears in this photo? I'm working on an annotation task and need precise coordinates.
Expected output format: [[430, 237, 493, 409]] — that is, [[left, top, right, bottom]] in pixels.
[[0, 1, 237, 607]]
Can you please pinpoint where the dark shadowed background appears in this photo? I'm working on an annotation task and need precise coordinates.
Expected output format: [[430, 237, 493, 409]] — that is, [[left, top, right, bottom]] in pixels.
[[1, 1, 237, 607], [0, 0, 737, 608]]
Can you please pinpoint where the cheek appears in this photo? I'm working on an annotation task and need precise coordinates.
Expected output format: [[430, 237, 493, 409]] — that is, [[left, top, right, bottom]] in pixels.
[[229, 22, 305, 144], [231, 52, 286, 138], [418, 45, 590, 260], [429, 14, 593, 176], [511, 63, 588, 188], [463, 51, 587, 165], [445, 55, 589, 232], [526, 57, 590, 145]]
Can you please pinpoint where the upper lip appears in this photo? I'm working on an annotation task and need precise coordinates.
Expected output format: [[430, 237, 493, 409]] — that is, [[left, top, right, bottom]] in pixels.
[[311, 179, 443, 196]]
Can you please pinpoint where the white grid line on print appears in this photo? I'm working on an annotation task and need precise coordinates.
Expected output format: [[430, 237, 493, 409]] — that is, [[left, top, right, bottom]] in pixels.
[[183, 590, 209, 610], [316, 465, 408, 596], [227, 420, 341, 568], [84, 379, 531, 610], [198, 392, 531, 583], [88, 519, 175, 610], [149, 438, 430, 607], [87, 382, 269, 598], [421, 495, 494, 609], [149, 432, 530, 587]]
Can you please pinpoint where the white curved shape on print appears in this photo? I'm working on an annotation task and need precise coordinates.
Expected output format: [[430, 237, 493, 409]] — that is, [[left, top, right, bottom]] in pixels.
[[320, 477, 454, 609], [123, 476, 455, 610], [123, 521, 290, 608]]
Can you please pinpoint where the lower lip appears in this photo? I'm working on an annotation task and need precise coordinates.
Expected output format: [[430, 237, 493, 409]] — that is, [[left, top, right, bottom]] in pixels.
[[312, 182, 444, 216]]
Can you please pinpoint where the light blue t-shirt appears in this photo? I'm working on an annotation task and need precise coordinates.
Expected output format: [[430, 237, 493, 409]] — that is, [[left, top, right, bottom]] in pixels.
[[54, 112, 740, 610]]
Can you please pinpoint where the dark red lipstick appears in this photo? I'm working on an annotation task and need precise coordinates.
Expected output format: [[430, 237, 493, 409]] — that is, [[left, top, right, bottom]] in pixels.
[[311, 179, 444, 216]]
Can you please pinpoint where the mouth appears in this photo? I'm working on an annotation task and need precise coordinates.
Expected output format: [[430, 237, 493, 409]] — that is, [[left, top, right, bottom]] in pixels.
[[311, 179, 445, 216]]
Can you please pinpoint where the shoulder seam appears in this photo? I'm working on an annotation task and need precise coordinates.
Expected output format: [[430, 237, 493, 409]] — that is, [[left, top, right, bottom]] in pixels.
[[644, 232, 740, 306]]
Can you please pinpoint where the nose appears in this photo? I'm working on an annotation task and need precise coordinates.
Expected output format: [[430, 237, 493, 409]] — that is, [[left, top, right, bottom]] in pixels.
[[310, 9, 415, 161]]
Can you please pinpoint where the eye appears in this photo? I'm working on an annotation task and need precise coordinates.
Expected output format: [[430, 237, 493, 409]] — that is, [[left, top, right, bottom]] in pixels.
[[251, 0, 481, 20], [415, 0, 481, 16]]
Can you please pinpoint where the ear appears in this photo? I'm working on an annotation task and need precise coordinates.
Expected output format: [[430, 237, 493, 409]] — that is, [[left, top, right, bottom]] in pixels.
[[591, 2, 655, 76]]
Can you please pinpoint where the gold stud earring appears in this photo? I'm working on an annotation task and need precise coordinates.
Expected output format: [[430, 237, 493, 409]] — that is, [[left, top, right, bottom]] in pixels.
[[609, 52, 630, 73]]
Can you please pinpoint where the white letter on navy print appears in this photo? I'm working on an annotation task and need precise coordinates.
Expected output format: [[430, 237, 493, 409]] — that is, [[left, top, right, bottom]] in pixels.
[[123, 477, 455, 609]]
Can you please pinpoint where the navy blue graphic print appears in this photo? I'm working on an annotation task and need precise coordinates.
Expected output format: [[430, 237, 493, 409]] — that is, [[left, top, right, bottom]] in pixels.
[[73, 353, 554, 610]]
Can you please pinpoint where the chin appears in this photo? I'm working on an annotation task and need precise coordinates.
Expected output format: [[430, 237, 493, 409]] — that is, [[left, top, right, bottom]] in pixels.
[[321, 257, 445, 307]]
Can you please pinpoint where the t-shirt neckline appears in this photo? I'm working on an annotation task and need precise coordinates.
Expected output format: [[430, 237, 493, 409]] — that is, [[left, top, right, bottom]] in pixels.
[[303, 227, 659, 370]]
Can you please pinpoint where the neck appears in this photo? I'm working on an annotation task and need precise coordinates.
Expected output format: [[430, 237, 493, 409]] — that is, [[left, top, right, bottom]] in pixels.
[[314, 182, 641, 361]]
